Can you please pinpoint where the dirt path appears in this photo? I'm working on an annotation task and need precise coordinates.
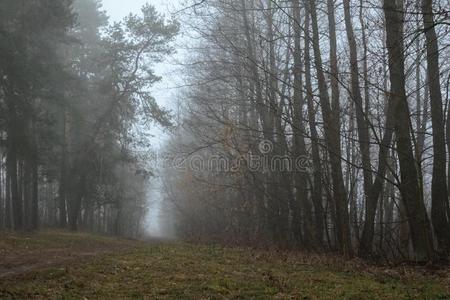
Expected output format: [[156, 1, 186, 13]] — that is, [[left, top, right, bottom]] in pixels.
[[0, 231, 143, 279], [0, 249, 120, 279]]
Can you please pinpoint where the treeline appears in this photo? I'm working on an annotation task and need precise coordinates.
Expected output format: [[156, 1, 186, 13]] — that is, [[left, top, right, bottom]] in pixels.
[[163, 0, 450, 261], [0, 0, 178, 237]]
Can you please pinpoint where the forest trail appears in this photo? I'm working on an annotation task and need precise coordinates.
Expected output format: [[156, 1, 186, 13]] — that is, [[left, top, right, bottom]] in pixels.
[[0, 231, 449, 299], [0, 231, 145, 279]]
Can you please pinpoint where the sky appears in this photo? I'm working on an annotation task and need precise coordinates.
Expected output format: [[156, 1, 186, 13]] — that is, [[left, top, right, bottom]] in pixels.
[[102, 0, 183, 22], [101, 0, 186, 237]]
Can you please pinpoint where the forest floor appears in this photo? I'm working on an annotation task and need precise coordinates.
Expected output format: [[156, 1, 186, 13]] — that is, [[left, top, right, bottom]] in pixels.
[[0, 231, 449, 299]]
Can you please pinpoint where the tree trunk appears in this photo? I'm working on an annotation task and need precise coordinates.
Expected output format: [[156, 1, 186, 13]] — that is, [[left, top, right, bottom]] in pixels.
[[422, 0, 450, 251], [291, 0, 313, 248], [359, 0, 370, 116], [343, 0, 375, 256], [5, 171, 11, 229], [0, 158, 3, 230], [308, 0, 352, 257], [23, 160, 32, 231], [383, 0, 434, 261], [31, 158, 39, 230], [304, 8, 325, 247], [7, 141, 22, 230], [67, 171, 86, 231], [59, 109, 68, 228], [241, 0, 281, 243], [266, 0, 289, 244]]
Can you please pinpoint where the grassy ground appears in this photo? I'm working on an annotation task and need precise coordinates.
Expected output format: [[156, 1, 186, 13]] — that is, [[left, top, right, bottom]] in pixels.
[[0, 231, 449, 299]]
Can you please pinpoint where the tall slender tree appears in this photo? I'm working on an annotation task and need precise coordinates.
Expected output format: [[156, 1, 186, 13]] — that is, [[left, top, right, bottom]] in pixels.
[[421, 0, 450, 251]]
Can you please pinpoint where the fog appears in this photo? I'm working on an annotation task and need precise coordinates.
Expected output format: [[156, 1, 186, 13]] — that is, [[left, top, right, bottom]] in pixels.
[[1, 0, 450, 264], [103, 0, 184, 238]]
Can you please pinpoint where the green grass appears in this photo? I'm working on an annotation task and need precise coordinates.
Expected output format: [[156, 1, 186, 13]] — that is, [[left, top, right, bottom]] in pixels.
[[0, 231, 449, 299]]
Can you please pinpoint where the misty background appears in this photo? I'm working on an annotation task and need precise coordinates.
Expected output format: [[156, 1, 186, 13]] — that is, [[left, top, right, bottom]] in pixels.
[[1, 0, 450, 264], [104, 0, 183, 238]]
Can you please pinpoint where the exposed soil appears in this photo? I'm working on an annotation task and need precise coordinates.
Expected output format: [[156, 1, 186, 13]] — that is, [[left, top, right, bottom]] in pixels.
[[0, 231, 141, 279]]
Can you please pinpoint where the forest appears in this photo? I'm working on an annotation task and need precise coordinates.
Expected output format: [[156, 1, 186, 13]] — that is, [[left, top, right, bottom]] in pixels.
[[159, 0, 450, 263], [0, 0, 178, 237], [2, 0, 450, 298], [1, 0, 450, 296]]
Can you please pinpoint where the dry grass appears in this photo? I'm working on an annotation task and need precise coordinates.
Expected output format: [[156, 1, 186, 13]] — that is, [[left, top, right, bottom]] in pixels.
[[0, 231, 449, 299]]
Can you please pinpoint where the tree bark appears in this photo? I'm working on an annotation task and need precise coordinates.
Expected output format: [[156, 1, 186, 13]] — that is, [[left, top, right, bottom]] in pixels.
[[304, 5, 325, 248], [343, 0, 374, 256], [0, 156, 3, 230], [422, 0, 450, 251], [31, 157, 39, 230], [383, 0, 434, 261], [59, 108, 68, 227], [5, 170, 11, 229], [291, 0, 313, 248], [7, 116, 22, 231], [308, 0, 352, 257]]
